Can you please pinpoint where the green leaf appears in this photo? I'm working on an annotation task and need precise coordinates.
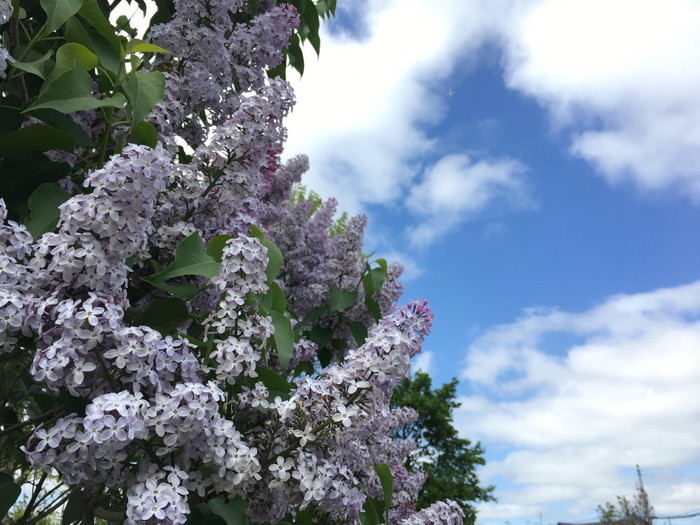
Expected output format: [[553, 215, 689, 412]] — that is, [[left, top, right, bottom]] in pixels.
[[0, 472, 21, 521], [270, 310, 294, 374], [329, 284, 358, 312], [250, 226, 284, 283], [133, 298, 189, 334], [269, 281, 287, 313], [309, 324, 333, 349], [256, 367, 294, 394], [63, 16, 92, 50], [78, 0, 122, 55], [130, 120, 158, 148], [126, 39, 172, 54], [34, 109, 96, 147], [206, 234, 233, 262], [364, 295, 381, 321], [374, 463, 393, 511], [362, 259, 388, 296], [247, 0, 260, 16], [303, 0, 320, 52], [12, 50, 53, 80], [360, 497, 382, 525], [308, 30, 321, 56], [41, 0, 85, 33], [24, 183, 70, 240], [62, 489, 85, 525], [209, 496, 253, 525], [348, 320, 368, 346], [54, 43, 98, 76], [63, 17, 120, 75], [143, 231, 221, 285], [186, 504, 227, 525], [0, 125, 75, 157], [0, 152, 71, 209], [24, 65, 126, 114], [150, 282, 200, 300], [287, 34, 304, 75], [124, 71, 165, 124], [298, 305, 329, 329], [295, 509, 312, 525], [0, 105, 23, 135], [86, 28, 121, 74]]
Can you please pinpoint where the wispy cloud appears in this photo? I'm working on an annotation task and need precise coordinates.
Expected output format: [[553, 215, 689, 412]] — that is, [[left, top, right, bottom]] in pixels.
[[457, 281, 700, 521], [405, 154, 531, 248]]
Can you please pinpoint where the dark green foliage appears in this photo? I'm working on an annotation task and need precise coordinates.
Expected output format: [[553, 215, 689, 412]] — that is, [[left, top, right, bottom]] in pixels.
[[391, 372, 495, 525]]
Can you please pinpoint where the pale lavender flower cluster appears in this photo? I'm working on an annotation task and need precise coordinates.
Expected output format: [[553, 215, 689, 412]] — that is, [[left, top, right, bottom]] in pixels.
[[288, 339, 318, 370], [228, 4, 300, 92], [390, 464, 428, 523], [147, 0, 298, 143], [0, 200, 34, 351], [0, 46, 12, 80], [152, 79, 295, 250], [399, 500, 465, 525], [227, 302, 440, 523], [206, 236, 273, 382], [22, 391, 149, 486], [125, 466, 190, 525], [3, 0, 468, 520], [0, 0, 10, 26]]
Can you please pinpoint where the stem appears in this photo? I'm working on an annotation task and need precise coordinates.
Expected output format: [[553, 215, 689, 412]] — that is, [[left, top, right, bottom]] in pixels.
[[19, 472, 48, 524], [97, 107, 115, 166], [93, 347, 119, 392], [0, 20, 48, 94], [94, 507, 125, 521], [9, 17, 28, 105], [26, 492, 71, 525], [0, 408, 65, 439]]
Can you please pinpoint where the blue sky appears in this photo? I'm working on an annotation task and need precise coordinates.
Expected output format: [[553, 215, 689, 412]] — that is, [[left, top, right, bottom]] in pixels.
[[282, 0, 700, 523]]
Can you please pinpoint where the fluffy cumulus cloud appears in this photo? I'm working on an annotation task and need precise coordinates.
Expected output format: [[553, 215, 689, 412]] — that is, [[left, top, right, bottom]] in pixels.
[[405, 154, 530, 248], [497, 0, 700, 198], [456, 281, 700, 522]]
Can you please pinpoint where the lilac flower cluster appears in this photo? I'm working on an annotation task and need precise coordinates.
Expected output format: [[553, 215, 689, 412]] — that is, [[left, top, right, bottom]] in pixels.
[[147, 0, 298, 144], [0, 200, 33, 351], [400, 500, 466, 525], [4, 0, 468, 522], [0, 0, 10, 26], [151, 79, 295, 252], [0, 46, 11, 80]]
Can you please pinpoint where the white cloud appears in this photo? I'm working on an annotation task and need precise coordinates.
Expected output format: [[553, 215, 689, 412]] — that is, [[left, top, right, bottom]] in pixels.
[[405, 154, 530, 248], [412, 350, 434, 376], [497, 0, 700, 198], [457, 280, 700, 521], [284, 0, 515, 216]]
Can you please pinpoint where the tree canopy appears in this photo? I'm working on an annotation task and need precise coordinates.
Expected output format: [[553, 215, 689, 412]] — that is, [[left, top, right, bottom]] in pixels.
[[391, 372, 496, 525]]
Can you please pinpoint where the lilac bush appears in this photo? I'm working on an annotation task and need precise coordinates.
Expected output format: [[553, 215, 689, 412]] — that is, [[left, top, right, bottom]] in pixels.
[[0, 1, 465, 524]]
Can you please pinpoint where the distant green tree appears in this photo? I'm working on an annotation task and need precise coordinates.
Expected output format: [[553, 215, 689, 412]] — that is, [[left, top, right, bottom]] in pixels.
[[391, 372, 496, 525], [597, 466, 654, 525]]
